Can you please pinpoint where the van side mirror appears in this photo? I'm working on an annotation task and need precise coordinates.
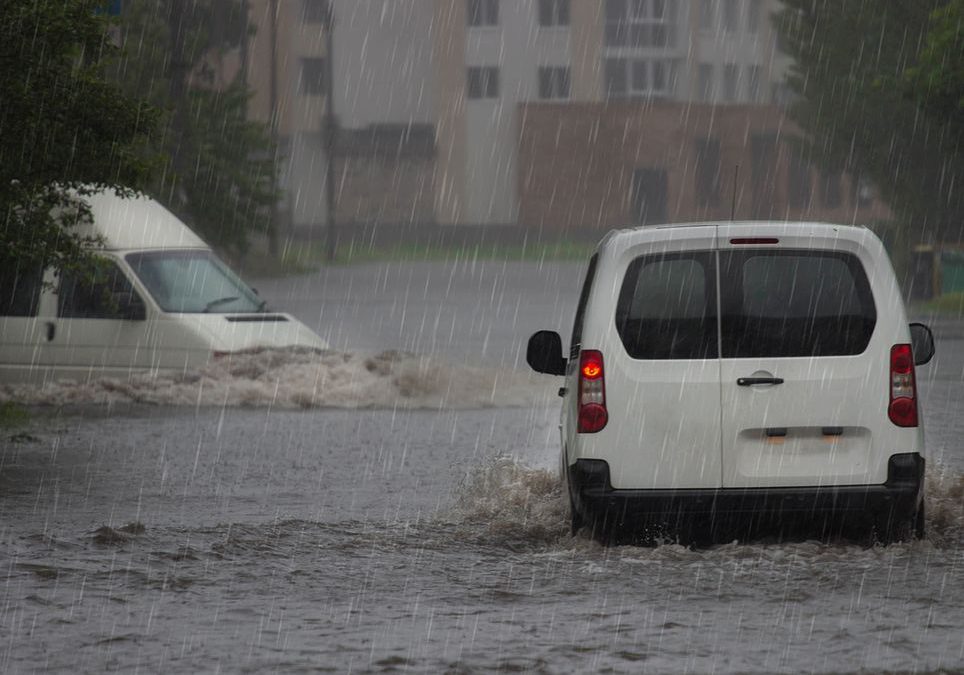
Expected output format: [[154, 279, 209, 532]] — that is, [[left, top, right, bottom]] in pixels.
[[114, 291, 146, 321], [527, 330, 567, 375], [910, 322, 935, 366]]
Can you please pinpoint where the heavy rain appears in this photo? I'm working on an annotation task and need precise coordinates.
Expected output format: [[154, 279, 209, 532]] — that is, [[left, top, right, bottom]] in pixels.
[[1, 1, 963, 673]]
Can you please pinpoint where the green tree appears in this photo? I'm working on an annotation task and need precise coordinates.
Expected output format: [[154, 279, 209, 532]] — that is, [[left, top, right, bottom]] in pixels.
[[0, 0, 159, 282], [904, 0, 964, 127], [112, 0, 279, 257], [775, 0, 964, 244]]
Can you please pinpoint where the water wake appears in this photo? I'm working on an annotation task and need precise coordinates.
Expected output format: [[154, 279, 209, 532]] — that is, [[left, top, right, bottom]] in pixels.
[[446, 457, 964, 552], [0, 348, 552, 410]]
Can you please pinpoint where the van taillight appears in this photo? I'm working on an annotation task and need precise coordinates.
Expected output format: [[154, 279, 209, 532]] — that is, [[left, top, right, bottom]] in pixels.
[[888, 344, 918, 427], [578, 350, 608, 433]]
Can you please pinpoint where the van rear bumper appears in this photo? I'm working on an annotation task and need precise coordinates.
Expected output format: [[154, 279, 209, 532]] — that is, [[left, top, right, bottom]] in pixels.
[[570, 453, 924, 530]]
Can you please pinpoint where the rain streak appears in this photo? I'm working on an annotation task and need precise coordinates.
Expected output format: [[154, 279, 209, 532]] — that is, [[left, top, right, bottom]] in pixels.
[[2, 1, 964, 673]]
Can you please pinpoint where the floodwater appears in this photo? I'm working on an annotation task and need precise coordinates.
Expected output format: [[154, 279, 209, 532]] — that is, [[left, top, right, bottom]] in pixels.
[[1, 261, 963, 673]]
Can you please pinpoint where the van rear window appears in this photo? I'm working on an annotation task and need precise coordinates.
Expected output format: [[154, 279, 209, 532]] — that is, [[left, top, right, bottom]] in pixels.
[[616, 252, 718, 359], [615, 249, 876, 360], [719, 251, 876, 358]]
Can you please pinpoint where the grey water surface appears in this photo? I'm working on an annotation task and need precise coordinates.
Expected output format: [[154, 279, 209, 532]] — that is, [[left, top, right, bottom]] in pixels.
[[1, 261, 963, 674]]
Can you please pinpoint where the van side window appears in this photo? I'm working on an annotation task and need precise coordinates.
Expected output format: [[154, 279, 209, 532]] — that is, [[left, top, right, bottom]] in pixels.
[[616, 252, 718, 359], [570, 254, 598, 356], [720, 251, 876, 358], [0, 266, 43, 317], [58, 262, 141, 320]]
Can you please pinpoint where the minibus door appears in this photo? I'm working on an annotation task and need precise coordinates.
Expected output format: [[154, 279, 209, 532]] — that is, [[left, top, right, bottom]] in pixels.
[[45, 259, 155, 379]]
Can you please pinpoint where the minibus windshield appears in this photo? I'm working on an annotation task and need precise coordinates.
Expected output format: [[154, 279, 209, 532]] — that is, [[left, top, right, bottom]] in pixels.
[[126, 250, 262, 314]]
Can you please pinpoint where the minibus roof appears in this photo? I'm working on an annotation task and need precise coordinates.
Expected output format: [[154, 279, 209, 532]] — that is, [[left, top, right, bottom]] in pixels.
[[79, 189, 207, 251]]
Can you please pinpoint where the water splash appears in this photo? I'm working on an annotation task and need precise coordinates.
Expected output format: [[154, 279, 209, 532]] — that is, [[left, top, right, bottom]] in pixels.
[[0, 348, 552, 411], [445, 457, 964, 552]]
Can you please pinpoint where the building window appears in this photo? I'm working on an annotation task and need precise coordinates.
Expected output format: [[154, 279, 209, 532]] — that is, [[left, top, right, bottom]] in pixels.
[[855, 176, 874, 208], [302, 0, 330, 24], [771, 82, 794, 106], [695, 138, 722, 207], [467, 66, 499, 99], [652, 60, 669, 92], [605, 0, 675, 48], [746, 64, 762, 101], [604, 57, 675, 99], [300, 58, 327, 96], [632, 168, 668, 224], [605, 58, 628, 97], [538, 0, 569, 27], [750, 134, 777, 218], [723, 63, 739, 102], [699, 0, 714, 31], [468, 0, 499, 27], [538, 66, 571, 100], [747, 0, 762, 33], [821, 171, 843, 209], [722, 0, 739, 33], [788, 151, 812, 210], [698, 62, 714, 102]]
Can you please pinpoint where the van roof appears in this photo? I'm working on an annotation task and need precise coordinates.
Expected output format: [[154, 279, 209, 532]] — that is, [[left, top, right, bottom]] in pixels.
[[604, 221, 872, 248], [77, 189, 207, 251]]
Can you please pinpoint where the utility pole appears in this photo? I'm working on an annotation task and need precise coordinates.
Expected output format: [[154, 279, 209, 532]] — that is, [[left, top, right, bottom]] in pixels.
[[324, 3, 338, 263], [267, 0, 280, 257], [167, 0, 190, 183]]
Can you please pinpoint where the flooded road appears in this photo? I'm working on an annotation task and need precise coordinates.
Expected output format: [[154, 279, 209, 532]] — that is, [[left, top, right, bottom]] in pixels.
[[1, 262, 963, 673]]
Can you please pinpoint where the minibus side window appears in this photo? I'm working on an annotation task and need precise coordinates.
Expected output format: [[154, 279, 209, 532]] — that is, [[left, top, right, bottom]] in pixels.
[[58, 261, 143, 320], [0, 266, 43, 317]]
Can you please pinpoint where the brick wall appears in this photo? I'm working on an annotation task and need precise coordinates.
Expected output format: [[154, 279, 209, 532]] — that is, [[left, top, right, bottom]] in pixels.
[[334, 125, 436, 226], [517, 102, 892, 231]]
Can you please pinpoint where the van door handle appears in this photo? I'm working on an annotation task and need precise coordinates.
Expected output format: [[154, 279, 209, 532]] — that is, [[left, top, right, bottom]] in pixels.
[[737, 377, 784, 386], [45, 322, 56, 341]]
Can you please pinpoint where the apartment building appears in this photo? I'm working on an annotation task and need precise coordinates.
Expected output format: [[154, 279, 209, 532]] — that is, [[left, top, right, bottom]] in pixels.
[[243, 1, 879, 235]]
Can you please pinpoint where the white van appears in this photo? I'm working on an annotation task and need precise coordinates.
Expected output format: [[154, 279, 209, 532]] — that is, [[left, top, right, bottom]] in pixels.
[[0, 190, 327, 384], [527, 222, 935, 543]]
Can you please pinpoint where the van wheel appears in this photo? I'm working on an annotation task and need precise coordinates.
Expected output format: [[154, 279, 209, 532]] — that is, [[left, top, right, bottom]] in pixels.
[[914, 502, 926, 540]]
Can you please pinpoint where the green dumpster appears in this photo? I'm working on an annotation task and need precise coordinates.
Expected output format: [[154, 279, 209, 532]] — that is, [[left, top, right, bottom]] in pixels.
[[941, 250, 964, 294]]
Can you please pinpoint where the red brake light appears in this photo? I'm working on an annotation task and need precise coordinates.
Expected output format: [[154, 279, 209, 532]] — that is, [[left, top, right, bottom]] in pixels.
[[888, 344, 918, 427], [578, 350, 608, 433], [581, 356, 603, 380], [730, 238, 779, 245]]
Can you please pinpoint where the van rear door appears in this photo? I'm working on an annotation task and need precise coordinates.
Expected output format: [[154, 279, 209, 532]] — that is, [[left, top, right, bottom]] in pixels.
[[596, 239, 722, 490], [717, 241, 885, 488]]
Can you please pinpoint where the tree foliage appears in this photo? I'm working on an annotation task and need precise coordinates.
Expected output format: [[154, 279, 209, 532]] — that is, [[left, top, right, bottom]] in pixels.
[[0, 0, 159, 278], [904, 0, 964, 126], [111, 0, 279, 256], [775, 0, 964, 243]]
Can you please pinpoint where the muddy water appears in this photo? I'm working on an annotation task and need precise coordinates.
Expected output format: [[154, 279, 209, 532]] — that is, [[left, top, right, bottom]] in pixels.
[[1, 371, 962, 673], [1, 255, 963, 673]]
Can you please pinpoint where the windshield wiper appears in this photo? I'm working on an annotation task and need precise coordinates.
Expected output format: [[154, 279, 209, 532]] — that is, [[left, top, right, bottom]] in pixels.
[[257, 298, 269, 312], [204, 296, 239, 312]]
